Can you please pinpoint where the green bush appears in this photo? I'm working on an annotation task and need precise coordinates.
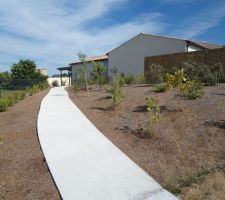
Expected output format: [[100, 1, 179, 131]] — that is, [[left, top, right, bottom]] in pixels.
[[146, 64, 165, 84], [19, 91, 26, 100], [134, 73, 146, 84], [180, 80, 204, 99], [91, 61, 106, 86], [38, 82, 49, 90], [184, 62, 225, 86], [8, 95, 16, 106], [32, 85, 39, 93], [0, 97, 9, 112], [52, 80, 59, 87], [154, 83, 168, 93], [111, 74, 125, 107], [165, 69, 187, 89], [145, 97, 160, 137], [13, 92, 21, 102], [124, 74, 135, 85]]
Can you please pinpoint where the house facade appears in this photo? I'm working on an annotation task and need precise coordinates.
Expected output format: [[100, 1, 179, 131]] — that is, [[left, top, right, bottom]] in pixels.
[[61, 33, 223, 85], [107, 33, 222, 76], [70, 55, 108, 84]]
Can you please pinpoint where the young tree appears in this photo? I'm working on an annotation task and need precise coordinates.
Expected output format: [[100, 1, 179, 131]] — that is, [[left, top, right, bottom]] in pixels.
[[77, 52, 89, 95], [91, 61, 106, 86]]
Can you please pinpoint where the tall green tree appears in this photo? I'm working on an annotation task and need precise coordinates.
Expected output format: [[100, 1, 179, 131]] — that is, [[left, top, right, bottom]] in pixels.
[[10, 59, 44, 80]]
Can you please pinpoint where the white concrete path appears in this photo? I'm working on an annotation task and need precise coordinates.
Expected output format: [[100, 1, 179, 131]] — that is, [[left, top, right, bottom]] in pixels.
[[37, 87, 178, 200]]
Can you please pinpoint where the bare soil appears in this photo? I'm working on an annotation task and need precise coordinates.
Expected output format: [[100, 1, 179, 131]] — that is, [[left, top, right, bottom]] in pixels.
[[0, 89, 60, 200], [68, 84, 225, 199]]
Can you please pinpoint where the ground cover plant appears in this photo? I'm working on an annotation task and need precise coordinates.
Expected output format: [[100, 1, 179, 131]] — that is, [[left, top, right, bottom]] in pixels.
[[153, 83, 168, 93], [0, 83, 48, 112]]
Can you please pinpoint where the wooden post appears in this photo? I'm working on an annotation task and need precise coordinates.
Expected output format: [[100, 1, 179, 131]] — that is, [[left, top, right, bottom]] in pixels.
[[60, 70, 62, 86], [68, 70, 71, 85]]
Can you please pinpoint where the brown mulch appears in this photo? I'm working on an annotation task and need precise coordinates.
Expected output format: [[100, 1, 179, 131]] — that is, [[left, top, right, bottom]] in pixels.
[[68, 84, 225, 198], [0, 89, 60, 200]]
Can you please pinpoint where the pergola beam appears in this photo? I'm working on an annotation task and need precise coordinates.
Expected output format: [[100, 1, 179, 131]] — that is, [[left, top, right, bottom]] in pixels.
[[57, 66, 72, 86]]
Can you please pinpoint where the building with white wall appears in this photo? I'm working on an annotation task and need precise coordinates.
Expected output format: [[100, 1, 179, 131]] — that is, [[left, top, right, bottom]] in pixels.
[[69, 55, 108, 84], [106, 33, 223, 76], [61, 33, 223, 85]]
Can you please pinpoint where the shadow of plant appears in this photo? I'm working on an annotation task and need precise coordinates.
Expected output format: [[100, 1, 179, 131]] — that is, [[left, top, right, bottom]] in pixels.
[[204, 120, 225, 129], [89, 106, 112, 111], [96, 95, 112, 101]]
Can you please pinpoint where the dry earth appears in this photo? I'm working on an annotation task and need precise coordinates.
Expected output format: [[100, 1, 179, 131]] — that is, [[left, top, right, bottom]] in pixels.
[[69, 84, 225, 199], [0, 89, 60, 200]]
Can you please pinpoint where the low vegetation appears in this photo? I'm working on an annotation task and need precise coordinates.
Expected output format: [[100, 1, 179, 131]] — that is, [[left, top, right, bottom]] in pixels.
[[146, 64, 165, 84], [0, 83, 48, 112], [110, 73, 125, 108], [180, 80, 204, 99], [145, 96, 160, 137], [91, 61, 107, 86], [153, 83, 168, 93], [52, 80, 59, 87]]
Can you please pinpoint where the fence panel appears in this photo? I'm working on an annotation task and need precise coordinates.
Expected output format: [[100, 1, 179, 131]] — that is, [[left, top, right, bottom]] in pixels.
[[145, 47, 225, 82]]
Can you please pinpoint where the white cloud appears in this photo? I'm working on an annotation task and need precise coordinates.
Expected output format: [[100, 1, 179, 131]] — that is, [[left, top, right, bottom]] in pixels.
[[0, 0, 164, 74]]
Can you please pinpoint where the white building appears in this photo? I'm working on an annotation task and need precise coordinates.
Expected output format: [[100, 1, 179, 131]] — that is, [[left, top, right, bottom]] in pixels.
[[107, 33, 222, 76], [69, 55, 108, 84], [61, 33, 222, 85]]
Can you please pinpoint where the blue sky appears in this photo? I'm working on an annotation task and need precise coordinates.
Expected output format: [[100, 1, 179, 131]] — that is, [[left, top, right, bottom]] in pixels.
[[0, 0, 225, 75]]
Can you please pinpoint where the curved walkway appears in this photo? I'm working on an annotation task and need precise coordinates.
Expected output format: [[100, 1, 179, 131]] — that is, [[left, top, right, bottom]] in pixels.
[[37, 87, 178, 200]]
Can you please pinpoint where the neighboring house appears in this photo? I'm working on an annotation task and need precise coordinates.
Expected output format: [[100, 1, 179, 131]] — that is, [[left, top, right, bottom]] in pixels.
[[37, 68, 48, 76], [69, 55, 108, 84], [107, 33, 223, 76]]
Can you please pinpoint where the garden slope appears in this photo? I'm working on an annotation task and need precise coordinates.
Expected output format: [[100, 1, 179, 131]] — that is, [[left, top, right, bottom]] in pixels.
[[68, 84, 225, 199], [0, 89, 60, 200]]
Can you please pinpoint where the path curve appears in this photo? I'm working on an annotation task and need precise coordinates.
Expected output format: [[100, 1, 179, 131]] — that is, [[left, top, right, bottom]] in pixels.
[[37, 87, 178, 200]]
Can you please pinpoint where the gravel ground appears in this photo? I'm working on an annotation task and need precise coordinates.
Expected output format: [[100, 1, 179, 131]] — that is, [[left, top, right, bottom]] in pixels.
[[68, 84, 225, 198], [0, 89, 60, 200]]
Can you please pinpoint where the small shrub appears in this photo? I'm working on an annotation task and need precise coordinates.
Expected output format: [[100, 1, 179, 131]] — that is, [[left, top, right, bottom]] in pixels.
[[145, 97, 160, 137], [124, 74, 135, 85], [38, 82, 49, 90], [19, 91, 26, 100], [154, 83, 168, 93], [184, 62, 225, 86], [146, 64, 165, 84], [8, 95, 16, 106], [0, 97, 9, 112], [118, 73, 125, 87], [111, 87, 124, 107], [13, 92, 21, 102], [164, 183, 181, 194], [32, 85, 39, 93], [134, 73, 145, 84], [28, 88, 34, 96], [52, 80, 59, 87], [181, 80, 204, 99], [165, 69, 187, 89], [91, 61, 106, 86], [111, 74, 125, 108]]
